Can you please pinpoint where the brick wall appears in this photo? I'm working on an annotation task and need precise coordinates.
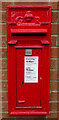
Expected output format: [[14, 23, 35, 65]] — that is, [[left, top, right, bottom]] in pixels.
[[0, 1, 59, 120]]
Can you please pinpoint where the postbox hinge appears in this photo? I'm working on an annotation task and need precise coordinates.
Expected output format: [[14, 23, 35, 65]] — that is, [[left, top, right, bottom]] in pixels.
[[8, 40, 18, 45]]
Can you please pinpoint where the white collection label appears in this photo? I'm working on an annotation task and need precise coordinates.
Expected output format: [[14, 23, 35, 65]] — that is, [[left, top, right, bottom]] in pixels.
[[24, 57, 38, 83]]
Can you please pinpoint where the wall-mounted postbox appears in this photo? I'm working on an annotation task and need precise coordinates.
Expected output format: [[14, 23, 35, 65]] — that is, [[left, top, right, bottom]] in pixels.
[[7, 6, 51, 115]]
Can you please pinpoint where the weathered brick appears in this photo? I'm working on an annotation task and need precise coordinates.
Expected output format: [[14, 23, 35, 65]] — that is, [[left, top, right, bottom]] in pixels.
[[50, 71, 57, 80], [2, 70, 7, 80], [0, 59, 7, 69], [51, 24, 59, 34], [0, 36, 7, 47], [50, 59, 56, 69], [0, 81, 2, 91], [48, 112, 57, 118], [2, 2, 12, 10], [0, 36, 2, 47], [51, 36, 57, 47], [50, 81, 57, 91], [57, 59, 59, 69], [49, 103, 58, 111], [14, 2, 49, 6], [0, 1, 2, 10], [0, 81, 8, 91], [0, 11, 6, 22], [51, 48, 59, 57], [0, 24, 7, 35], [2, 36, 7, 47], [2, 12, 6, 22], [0, 92, 8, 101], [0, 11, 2, 22], [50, 2, 59, 10], [2, 59, 7, 69], [0, 113, 15, 119], [57, 81, 59, 91], [0, 102, 8, 112], [57, 112, 59, 119], [50, 92, 57, 101], [2, 48, 7, 58], [57, 71, 59, 80], [2, 24, 7, 35], [52, 12, 58, 23], [0, 71, 2, 80], [57, 36, 59, 46]]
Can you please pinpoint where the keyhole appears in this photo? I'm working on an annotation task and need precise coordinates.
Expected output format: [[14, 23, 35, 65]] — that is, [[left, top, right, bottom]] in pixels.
[[22, 81, 24, 85]]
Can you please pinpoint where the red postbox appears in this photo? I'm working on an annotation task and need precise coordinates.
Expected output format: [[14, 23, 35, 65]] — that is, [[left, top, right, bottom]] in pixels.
[[7, 6, 51, 115]]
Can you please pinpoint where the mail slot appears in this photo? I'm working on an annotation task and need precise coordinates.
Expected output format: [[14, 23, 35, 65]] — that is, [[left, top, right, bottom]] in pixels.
[[7, 6, 51, 115]]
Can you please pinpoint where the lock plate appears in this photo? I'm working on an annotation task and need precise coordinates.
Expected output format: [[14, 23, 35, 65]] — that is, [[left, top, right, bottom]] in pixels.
[[25, 49, 32, 55]]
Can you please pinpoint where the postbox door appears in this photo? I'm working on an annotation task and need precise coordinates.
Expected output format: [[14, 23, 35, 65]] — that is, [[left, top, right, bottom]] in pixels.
[[16, 48, 42, 108]]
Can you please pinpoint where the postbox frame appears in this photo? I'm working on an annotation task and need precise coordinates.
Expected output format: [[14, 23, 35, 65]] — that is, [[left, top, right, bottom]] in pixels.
[[7, 6, 51, 115]]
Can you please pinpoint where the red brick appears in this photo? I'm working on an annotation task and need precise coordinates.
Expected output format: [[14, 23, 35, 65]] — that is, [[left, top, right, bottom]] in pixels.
[[57, 71, 59, 80], [15, 2, 48, 6], [0, 1, 2, 10], [0, 24, 2, 34], [57, 60, 59, 69], [0, 24, 7, 35], [50, 59, 56, 69], [50, 70, 59, 81], [51, 36, 57, 47], [57, 36, 59, 46], [49, 103, 58, 111], [50, 81, 57, 91], [0, 81, 8, 91], [0, 11, 6, 22], [0, 81, 2, 91], [48, 112, 57, 118], [50, 2, 59, 10], [2, 2, 12, 10], [0, 113, 2, 120], [2, 36, 7, 47], [0, 36, 7, 47], [2, 48, 7, 58], [0, 36, 2, 47], [0, 71, 2, 80], [57, 112, 59, 119], [51, 24, 59, 34], [0, 59, 2, 69], [52, 12, 58, 23], [57, 81, 59, 91], [0, 11, 2, 22], [50, 71, 57, 80], [51, 48, 59, 57], [2, 59, 7, 69], [50, 92, 57, 101], [2, 24, 7, 35], [0, 113, 15, 119], [0, 92, 8, 101], [0, 102, 8, 112], [2, 70, 7, 80], [0, 59, 7, 69]]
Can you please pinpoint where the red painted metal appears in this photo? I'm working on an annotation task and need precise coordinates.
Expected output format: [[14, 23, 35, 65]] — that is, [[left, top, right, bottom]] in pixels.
[[7, 6, 51, 115], [8, 40, 17, 45], [11, 29, 47, 33]]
